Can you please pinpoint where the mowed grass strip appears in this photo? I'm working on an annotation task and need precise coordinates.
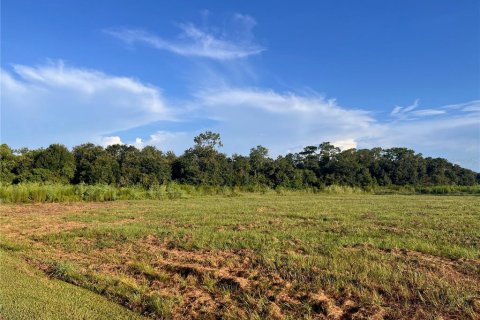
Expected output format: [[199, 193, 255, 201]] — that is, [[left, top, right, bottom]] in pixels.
[[0, 250, 147, 320], [0, 194, 479, 319]]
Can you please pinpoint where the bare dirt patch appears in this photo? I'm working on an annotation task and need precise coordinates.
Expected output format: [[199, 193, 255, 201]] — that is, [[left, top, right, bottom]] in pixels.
[[0, 202, 126, 216], [93, 235, 388, 319], [0, 202, 130, 238], [348, 244, 480, 287], [343, 244, 480, 319], [393, 249, 480, 284], [27, 233, 387, 319]]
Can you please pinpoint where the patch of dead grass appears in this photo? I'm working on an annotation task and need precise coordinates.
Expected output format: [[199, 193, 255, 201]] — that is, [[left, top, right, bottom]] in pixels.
[[0, 202, 131, 238]]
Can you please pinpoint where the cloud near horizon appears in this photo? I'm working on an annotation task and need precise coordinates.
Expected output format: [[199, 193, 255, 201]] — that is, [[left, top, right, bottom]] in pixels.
[[190, 87, 378, 155], [1, 62, 172, 147], [367, 103, 480, 170], [105, 14, 264, 60], [1, 62, 479, 171]]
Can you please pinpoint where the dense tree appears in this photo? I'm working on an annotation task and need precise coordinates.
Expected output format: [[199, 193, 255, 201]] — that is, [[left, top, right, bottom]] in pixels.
[[10, 148, 37, 183], [0, 144, 16, 184], [249, 145, 270, 185], [269, 155, 302, 188], [9, 145, 75, 183], [138, 146, 171, 187], [34, 144, 76, 183], [231, 154, 252, 186], [73, 144, 116, 184], [1, 131, 478, 188], [107, 145, 143, 186], [173, 132, 230, 185]]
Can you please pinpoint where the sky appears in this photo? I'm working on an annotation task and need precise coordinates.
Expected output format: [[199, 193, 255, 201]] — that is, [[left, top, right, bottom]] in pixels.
[[1, 0, 479, 170]]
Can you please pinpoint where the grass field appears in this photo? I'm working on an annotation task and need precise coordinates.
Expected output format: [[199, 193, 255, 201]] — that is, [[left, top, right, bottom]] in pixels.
[[1, 193, 479, 319], [0, 250, 147, 320]]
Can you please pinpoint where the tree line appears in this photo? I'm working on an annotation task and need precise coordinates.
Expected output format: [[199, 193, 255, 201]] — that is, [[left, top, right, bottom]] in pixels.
[[1, 132, 478, 188]]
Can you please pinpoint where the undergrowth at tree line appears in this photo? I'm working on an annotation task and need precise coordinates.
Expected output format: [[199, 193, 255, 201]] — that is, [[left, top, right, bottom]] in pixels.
[[1, 183, 479, 203], [1, 131, 478, 202]]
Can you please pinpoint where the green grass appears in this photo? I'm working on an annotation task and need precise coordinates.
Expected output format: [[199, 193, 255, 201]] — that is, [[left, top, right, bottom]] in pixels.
[[0, 250, 146, 320], [1, 193, 479, 319], [1, 183, 479, 204]]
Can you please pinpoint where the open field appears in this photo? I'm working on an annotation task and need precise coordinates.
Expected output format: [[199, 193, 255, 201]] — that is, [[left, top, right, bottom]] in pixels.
[[1, 194, 479, 319]]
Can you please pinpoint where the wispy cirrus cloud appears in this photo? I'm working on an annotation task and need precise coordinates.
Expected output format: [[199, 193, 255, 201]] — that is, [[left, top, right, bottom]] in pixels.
[[363, 113, 479, 170], [369, 99, 479, 169], [390, 99, 480, 120], [105, 14, 265, 60], [439, 100, 480, 113]]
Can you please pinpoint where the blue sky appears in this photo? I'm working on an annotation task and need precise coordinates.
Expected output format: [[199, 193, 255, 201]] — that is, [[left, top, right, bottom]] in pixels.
[[1, 0, 479, 170]]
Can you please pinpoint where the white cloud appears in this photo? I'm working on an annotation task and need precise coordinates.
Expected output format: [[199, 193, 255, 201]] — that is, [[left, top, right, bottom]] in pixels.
[[100, 89, 480, 170], [0, 61, 172, 147], [105, 14, 264, 60], [1, 61, 478, 170], [99, 136, 123, 146], [333, 138, 357, 150], [438, 100, 480, 111], [189, 87, 380, 156], [462, 105, 480, 113], [366, 101, 480, 170], [390, 99, 479, 120], [128, 131, 189, 153], [132, 138, 143, 149], [188, 88, 479, 169], [411, 109, 446, 116]]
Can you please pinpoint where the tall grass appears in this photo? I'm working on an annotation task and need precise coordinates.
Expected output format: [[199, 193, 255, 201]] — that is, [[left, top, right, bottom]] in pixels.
[[0, 183, 175, 203], [0, 183, 478, 203], [373, 184, 480, 195], [0, 183, 245, 203], [415, 185, 480, 194]]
